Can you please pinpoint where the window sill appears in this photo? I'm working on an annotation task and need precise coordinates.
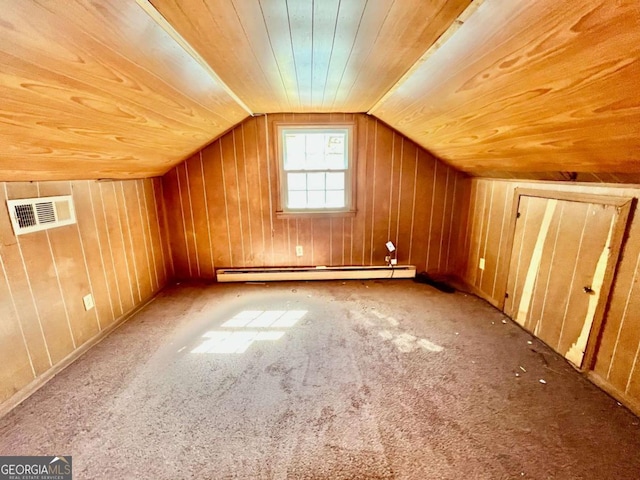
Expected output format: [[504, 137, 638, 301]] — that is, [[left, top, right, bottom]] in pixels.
[[276, 210, 356, 219]]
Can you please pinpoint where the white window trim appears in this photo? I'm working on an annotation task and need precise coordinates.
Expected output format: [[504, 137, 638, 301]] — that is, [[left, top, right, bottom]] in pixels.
[[275, 122, 356, 217]]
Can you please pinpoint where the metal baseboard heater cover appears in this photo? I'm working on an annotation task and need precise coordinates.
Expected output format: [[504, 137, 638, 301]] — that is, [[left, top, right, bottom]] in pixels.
[[216, 265, 416, 282]]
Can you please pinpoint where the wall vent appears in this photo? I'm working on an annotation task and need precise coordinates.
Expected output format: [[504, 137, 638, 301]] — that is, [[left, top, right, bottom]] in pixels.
[[6, 195, 76, 236]]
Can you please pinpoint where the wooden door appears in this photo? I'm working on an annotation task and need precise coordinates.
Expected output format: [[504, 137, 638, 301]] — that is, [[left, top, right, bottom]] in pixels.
[[504, 194, 622, 368]]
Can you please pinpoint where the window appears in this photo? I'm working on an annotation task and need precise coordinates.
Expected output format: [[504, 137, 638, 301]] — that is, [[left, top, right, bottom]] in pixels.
[[276, 123, 355, 215]]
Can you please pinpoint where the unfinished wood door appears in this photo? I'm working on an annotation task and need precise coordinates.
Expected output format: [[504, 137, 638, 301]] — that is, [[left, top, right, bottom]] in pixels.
[[504, 195, 621, 368]]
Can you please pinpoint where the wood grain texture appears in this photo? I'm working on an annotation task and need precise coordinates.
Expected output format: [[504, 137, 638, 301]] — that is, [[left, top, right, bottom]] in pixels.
[[372, 0, 640, 176], [149, 0, 470, 112], [162, 113, 467, 278], [460, 178, 640, 415], [0, 178, 170, 410], [0, 0, 247, 181]]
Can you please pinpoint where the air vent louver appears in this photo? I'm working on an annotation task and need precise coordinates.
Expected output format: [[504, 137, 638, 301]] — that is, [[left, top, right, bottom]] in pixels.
[[6, 195, 76, 236], [35, 202, 56, 224]]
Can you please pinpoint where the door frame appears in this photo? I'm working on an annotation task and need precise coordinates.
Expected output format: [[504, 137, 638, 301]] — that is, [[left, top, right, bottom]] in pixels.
[[498, 188, 634, 371]]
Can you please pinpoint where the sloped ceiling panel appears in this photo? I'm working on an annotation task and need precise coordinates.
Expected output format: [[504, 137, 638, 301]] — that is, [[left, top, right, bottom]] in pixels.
[[371, 0, 640, 177], [0, 0, 248, 181], [149, 0, 471, 113]]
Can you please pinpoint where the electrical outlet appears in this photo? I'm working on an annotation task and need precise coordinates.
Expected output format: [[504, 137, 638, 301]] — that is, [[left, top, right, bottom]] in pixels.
[[296, 245, 303, 257], [390, 258, 398, 265], [479, 258, 485, 270], [83, 293, 95, 311]]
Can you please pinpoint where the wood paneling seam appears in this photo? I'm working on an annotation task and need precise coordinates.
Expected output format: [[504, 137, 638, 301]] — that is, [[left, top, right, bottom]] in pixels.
[[241, 125, 255, 264], [479, 182, 495, 287], [175, 164, 193, 275], [608, 249, 640, 380], [408, 148, 418, 264], [510, 195, 528, 311], [199, 152, 215, 273], [515, 199, 557, 325], [71, 182, 102, 332], [426, 161, 437, 271], [43, 230, 76, 349], [98, 184, 124, 315], [219, 141, 234, 266], [445, 174, 457, 273], [438, 167, 450, 271], [134, 181, 155, 291], [140, 181, 160, 290], [119, 184, 142, 302], [395, 138, 404, 252], [534, 202, 565, 336], [253, 124, 266, 267], [183, 163, 200, 276], [151, 180, 170, 279], [474, 184, 488, 287], [387, 133, 396, 241], [88, 182, 116, 321], [556, 208, 590, 351], [0, 252, 36, 377], [232, 130, 247, 265], [263, 115, 275, 264], [361, 118, 369, 264], [112, 184, 135, 305], [491, 187, 510, 299]]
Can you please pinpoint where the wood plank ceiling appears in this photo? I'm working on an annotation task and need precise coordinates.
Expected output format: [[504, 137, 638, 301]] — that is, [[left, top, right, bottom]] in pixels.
[[371, 0, 640, 177], [0, 0, 248, 181], [149, 0, 470, 113], [0, 0, 638, 181]]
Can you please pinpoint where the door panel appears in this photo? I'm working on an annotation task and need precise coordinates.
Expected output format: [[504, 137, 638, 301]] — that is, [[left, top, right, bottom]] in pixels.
[[504, 195, 548, 319], [505, 195, 618, 367]]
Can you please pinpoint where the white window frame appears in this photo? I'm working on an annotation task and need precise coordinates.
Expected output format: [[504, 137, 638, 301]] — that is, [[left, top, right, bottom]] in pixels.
[[275, 122, 356, 217]]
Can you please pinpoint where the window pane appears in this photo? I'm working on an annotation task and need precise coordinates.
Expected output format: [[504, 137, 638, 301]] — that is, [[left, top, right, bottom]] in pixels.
[[307, 172, 325, 191], [288, 191, 306, 208], [326, 153, 346, 169], [306, 134, 325, 155], [307, 190, 325, 208], [288, 172, 306, 191], [325, 190, 345, 208], [326, 172, 344, 190], [327, 133, 344, 149], [284, 135, 305, 170], [326, 134, 346, 169]]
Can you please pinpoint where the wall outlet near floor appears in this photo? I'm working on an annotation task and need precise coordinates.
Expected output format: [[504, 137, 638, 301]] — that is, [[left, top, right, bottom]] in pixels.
[[83, 293, 95, 311], [296, 245, 303, 257], [479, 258, 486, 270]]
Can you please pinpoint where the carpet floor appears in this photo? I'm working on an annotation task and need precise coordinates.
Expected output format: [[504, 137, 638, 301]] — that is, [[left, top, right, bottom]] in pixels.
[[1, 280, 639, 479]]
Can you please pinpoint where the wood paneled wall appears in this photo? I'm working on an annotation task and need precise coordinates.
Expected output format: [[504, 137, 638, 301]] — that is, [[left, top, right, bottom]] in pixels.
[[162, 113, 468, 278], [0, 178, 172, 412], [460, 178, 640, 414]]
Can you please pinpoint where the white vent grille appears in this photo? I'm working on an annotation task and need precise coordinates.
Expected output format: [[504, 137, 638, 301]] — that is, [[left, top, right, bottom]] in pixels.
[[6, 195, 76, 236]]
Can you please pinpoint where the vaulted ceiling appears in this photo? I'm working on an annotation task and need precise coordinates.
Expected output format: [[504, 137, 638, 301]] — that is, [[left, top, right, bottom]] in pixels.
[[1, 0, 638, 182]]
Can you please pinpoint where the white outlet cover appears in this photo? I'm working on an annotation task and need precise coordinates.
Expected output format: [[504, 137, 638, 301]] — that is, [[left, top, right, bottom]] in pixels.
[[296, 245, 303, 256], [83, 293, 95, 311], [479, 258, 486, 270]]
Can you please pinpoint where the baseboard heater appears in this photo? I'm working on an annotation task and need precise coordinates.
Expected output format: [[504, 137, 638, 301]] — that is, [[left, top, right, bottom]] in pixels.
[[216, 265, 416, 282]]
